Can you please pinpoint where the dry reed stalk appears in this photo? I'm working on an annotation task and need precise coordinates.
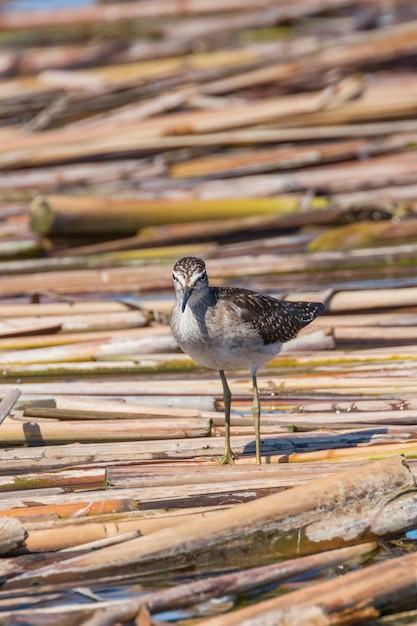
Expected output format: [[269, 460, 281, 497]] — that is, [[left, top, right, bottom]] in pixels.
[[160, 422, 291, 438], [22, 476, 392, 553], [0, 388, 21, 427], [308, 218, 417, 252], [29, 195, 326, 235], [129, 298, 173, 316], [206, 248, 417, 282], [4, 121, 417, 171], [277, 346, 417, 364], [50, 208, 338, 258], [329, 286, 417, 312], [22, 404, 215, 421], [0, 454, 412, 515], [333, 326, 417, 344], [197, 550, 417, 625], [50, 232, 216, 259], [0, 321, 63, 339], [332, 182, 417, 207], [2, 456, 413, 587], [0, 242, 217, 275], [0, 415, 212, 444], [0, 438, 273, 473], [0, 159, 163, 193], [243, 409, 417, 429], [0, 87, 334, 169], [0, 341, 127, 364], [0, 424, 414, 473], [246, 441, 417, 464], [277, 77, 417, 126], [15, 41, 135, 76], [60, 530, 142, 554], [218, 422, 417, 438], [0, 70, 415, 160], [0, 360, 186, 379], [0, 499, 136, 520], [52, 395, 212, 418], [170, 135, 411, 178], [0, 327, 166, 351], [0, 266, 170, 297], [1, 248, 417, 299], [105, 470, 294, 497], [67, 88, 195, 131], [1, 365, 417, 405], [234, 373, 417, 393], [0, 433, 264, 470], [88, 545, 377, 622], [0, 310, 151, 333], [23, 507, 231, 552], [5, 480, 280, 519], [0, 378, 223, 397], [25, 117, 417, 154], [311, 312, 417, 328], [0, 124, 395, 168], [0, 544, 376, 625], [194, 149, 417, 198], [0, 468, 106, 493], [0, 484, 222, 515], [202, 20, 417, 94], [264, 398, 417, 413], [169, 87, 334, 134], [104, 460, 367, 491], [0, 301, 131, 317], [0, 239, 43, 259]]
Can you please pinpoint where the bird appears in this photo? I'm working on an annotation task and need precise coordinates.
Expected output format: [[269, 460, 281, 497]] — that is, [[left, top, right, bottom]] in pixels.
[[170, 256, 325, 465]]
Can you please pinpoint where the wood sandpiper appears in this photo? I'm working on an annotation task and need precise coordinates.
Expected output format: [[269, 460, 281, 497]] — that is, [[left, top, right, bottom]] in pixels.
[[170, 256, 325, 464]]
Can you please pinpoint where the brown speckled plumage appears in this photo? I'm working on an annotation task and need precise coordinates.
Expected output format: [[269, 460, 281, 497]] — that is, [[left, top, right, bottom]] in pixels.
[[213, 287, 324, 345]]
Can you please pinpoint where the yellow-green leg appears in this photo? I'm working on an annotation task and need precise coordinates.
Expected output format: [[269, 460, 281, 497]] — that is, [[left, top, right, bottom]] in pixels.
[[218, 369, 236, 464], [252, 373, 262, 464]]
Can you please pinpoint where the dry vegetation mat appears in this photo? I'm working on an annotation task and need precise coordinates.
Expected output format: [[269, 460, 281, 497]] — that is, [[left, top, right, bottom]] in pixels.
[[1, 0, 417, 624]]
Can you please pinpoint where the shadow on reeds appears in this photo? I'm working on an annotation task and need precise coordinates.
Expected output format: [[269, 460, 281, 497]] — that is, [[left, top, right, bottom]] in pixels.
[[22, 422, 45, 446], [243, 428, 389, 461]]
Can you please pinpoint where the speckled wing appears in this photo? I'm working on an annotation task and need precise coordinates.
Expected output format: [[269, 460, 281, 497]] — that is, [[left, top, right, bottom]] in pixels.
[[217, 287, 325, 345]]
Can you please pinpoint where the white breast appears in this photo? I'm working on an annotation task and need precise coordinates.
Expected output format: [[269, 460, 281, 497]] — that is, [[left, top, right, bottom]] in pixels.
[[171, 302, 282, 372]]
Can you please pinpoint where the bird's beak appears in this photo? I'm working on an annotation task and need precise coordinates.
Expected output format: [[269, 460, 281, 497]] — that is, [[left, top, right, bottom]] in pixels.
[[182, 286, 192, 312]]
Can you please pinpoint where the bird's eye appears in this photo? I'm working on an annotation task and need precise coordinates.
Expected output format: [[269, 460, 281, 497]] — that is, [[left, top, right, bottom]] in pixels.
[[201, 271, 207, 281]]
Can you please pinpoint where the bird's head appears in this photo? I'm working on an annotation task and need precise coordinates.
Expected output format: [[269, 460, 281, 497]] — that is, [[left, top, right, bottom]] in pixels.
[[172, 256, 209, 312]]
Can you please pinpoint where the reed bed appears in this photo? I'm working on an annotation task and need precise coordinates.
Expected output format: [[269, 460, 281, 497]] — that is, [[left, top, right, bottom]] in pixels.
[[1, 0, 417, 624]]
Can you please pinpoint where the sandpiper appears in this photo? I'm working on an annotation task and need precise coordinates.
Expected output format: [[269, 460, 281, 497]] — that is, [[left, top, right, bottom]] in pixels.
[[170, 256, 324, 464]]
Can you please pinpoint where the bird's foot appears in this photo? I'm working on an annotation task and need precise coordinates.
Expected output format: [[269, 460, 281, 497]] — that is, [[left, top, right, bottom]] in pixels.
[[218, 448, 237, 465]]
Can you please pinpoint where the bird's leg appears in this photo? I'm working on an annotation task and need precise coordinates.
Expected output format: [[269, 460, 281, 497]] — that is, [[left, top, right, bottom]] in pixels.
[[218, 369, 236, 464], [252, 373, 262, 464]]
